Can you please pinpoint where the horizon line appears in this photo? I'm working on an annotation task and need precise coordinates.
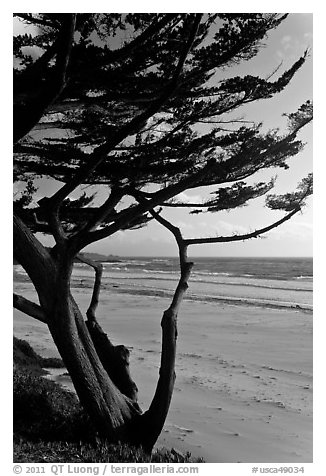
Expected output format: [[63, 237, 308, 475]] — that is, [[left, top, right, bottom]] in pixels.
[[84, 253, 313, 259]]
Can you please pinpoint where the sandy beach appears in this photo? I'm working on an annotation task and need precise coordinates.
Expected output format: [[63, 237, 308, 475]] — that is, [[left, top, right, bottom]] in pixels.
[[13, 269, 312, 463]]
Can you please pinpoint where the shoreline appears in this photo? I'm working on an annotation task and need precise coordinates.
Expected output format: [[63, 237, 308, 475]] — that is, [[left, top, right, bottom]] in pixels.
[[14, 266, 313, 313]]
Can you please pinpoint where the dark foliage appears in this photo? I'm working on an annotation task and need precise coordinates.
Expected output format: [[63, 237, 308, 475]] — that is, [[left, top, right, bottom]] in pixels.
[[13, 336, 64, 372], [13, 14, 312, 244], [13, 367, 91, 442]]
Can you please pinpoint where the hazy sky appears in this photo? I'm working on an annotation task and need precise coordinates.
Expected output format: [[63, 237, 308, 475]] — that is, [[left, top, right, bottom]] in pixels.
[[15, 13, 313, 258]]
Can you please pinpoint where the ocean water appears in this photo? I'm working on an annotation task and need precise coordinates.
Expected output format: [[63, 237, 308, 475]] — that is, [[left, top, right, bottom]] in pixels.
[[70, 256, 313, 312], [99, 256, 312, 281], [14, 257, 313, 311]]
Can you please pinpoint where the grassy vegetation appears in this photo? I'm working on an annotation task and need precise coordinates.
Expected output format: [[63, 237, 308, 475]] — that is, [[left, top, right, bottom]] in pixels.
[[14, 337, 65, 373], [13, 337, 203, 463]]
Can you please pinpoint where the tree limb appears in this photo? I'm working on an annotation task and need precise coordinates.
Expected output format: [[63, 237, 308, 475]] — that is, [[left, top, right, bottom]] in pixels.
[[75, 254, 103, 321], [14, 13, 60, 29], [104, 15, 181, 64], [162, 200, 210, 208], [184, 206, 301, 246], [48, 208, 67, 246], [75, 255, 139, 403], [13, 213, 57, 306], [75, 158, 222, 250], [77, 188, 124, 235], [13, 293, 47, 323], [139, 207, 193, 451]]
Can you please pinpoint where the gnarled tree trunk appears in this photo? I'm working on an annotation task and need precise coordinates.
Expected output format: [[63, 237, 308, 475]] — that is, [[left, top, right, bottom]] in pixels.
[[14, 214, 141, 441], [14, 213, 192, 451]]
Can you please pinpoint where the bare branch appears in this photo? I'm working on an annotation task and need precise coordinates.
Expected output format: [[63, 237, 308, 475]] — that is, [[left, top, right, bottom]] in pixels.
[[162, 200, 207, 208], [265, 60, 283, 81], [13, 293, 47, 323], [131, 190, 191, 282], [75, 255, 103, 321], [184, 206, 301, 246], [141, 212, 193, 450], [76, 188, 124, 235], [75, 255, 140, 402], [149, 208, 183, 243], [14, 13, 60, 29]]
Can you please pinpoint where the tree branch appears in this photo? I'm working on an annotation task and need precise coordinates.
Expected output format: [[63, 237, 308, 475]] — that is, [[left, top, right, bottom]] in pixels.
[[76, 188, 124, 235], [105, 15, 180, 64], [13, 293, 47, 323], [75, 158, 221, 250], [140, 210, 193, 451], [131, 189, 188, 265], [13, 213, 57, 306], [184, 206, 301, 246], [75, 255, 103, 321], [14, 13, 60, 29], [75, 255, 139, 402], [148, 207, 183, 243], [48, 208, 67, 246], [162, 200, 208, 208]]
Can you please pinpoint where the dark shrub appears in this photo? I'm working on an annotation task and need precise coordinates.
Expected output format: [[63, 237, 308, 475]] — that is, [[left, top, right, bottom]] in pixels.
[[13, 367, 93, 441], [13, 337, 64, 374]]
